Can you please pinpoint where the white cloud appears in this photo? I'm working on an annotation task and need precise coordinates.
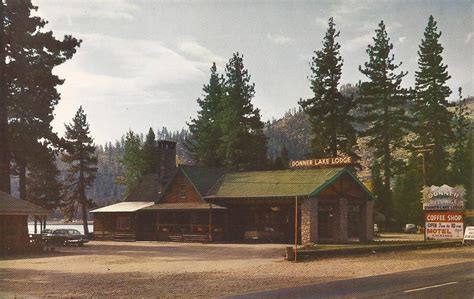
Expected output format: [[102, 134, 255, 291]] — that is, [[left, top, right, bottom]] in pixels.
[[35, 0, 139, 21], [50, 31, 213, 127], [342, 32, 373, 52], [465, 32, 472, 44], [178, 40, 226, 65], [397, 36, 407, 45], [267, 33, 293, 45]]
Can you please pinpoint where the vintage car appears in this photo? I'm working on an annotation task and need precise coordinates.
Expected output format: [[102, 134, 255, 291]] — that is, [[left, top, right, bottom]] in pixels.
[[402, 224, 417, 233], [42, 229, 89, 246]]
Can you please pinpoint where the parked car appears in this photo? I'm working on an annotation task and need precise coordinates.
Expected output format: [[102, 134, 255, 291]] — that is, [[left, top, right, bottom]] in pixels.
[[373, 224, 380, 236], [42, 229, 89, 246], [402, 224, 417, 233]]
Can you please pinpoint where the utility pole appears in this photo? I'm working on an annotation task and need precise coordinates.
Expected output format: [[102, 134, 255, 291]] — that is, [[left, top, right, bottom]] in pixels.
[[413, 144, 434, 242]]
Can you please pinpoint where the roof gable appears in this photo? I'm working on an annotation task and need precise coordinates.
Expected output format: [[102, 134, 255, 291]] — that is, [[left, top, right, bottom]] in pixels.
[[157, 165, 227, 202]]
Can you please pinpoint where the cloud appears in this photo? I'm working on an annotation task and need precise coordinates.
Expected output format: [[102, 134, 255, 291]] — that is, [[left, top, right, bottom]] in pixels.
[[178, 40, 226, 65], [35, 0, 139, 21], [397, 36, 407, 45], [51, 31, 213, 111], [465, 32, 472, 44], [267, 33, 293, 45]]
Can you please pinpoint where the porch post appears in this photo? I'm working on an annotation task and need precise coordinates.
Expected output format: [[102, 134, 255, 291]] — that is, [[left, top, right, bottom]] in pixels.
[[334, 198, 348, 243], [34, 216, 37, 234], [208, 203, 213, 242], [301, 197, 318, 244], [359, 199, 373, 242]]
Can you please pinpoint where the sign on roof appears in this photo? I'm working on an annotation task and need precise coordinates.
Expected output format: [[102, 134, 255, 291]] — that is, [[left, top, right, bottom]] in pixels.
[[421, 185, 465, 211], [289, 156, 352, 169]]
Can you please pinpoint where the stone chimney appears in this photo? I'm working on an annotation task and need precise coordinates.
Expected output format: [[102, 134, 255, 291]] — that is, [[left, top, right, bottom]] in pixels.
[[157, 140, 177, 184]]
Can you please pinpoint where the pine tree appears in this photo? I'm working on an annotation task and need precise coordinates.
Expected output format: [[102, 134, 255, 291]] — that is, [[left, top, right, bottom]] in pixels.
[[414, 15, 452, 185], [0, 0, 81, 194], [219, 53, 267, 170], [393, 156, 423, 226], [359, 21, 412, 229], [121, 130, 145, 195], [62, 106, 98, 235], [299, 17, 357, 159], [142, 128, 158, 174], [188, 62, 225, 167], [27, 147, 63, 210]]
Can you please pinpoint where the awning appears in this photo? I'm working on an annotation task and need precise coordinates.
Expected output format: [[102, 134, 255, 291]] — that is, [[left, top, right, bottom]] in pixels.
[[142, 202, 227, 211], [90, 201, 154, 213]]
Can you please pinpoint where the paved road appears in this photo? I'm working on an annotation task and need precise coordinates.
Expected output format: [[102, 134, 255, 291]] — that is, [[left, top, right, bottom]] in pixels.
[[230, 261, 474, 298]]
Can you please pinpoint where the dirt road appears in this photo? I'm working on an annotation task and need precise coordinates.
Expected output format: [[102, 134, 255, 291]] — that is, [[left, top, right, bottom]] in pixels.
[[1, 241, 472, 297]]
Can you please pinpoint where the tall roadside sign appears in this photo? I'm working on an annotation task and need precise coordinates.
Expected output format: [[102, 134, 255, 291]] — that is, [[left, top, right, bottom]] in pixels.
[[421, 185, 466, 240]]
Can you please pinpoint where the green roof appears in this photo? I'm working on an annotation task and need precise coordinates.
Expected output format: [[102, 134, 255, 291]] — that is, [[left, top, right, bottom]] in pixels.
[[179, 165, 227, 198], [125, 173, 162, 202], [205, 167, 371, 199]]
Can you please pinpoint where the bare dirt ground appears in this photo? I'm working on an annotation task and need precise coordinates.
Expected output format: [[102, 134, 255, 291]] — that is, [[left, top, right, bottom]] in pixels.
[[0, 241, 472, 298]]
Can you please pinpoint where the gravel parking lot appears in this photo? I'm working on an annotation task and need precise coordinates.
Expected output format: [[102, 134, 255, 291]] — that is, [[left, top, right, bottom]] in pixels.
[[0, 241, 472, 297]]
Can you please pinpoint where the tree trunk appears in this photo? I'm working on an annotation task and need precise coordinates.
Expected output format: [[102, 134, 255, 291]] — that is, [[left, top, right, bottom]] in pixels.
[[0, 2, 10, 194], [81, 201, 89, 236], [383, 141, 392, 230]]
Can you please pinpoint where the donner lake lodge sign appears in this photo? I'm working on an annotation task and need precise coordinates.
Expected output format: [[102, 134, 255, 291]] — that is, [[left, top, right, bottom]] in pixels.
[[289, 156, 352, 168]]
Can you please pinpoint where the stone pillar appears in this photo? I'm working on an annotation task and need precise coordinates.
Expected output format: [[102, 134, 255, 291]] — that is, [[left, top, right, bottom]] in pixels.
[[359, 199, 374, 242], [333, 198, 348, 243], [301, 197, 318, 244]]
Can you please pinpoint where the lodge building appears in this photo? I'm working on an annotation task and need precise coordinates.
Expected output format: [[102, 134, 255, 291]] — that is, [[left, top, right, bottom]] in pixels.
[[91, 141, 373, 244]]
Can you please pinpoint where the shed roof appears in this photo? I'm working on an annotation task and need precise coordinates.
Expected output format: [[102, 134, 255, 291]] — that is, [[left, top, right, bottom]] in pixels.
[[205, 167, 371, 199], [143, 202, 226, 211], [0, 192, 49, 215], [90, 201, 154, 213]]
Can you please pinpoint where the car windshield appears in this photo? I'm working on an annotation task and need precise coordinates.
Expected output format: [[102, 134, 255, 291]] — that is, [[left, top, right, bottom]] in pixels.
[[68, 229, 81, 235]]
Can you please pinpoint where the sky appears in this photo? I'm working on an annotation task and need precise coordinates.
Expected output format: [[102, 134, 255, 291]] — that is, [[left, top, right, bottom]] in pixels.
[[33, 0, 473, 145]]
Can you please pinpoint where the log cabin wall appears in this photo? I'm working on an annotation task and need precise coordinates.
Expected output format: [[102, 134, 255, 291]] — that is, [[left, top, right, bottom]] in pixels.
[[93, 212, 137, 241], [160, 172, 202, 203], [0, 215, 29, 253]]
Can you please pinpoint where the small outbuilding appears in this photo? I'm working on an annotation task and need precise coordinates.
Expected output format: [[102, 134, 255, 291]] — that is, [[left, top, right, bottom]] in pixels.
[[0, 191, 49, 253]]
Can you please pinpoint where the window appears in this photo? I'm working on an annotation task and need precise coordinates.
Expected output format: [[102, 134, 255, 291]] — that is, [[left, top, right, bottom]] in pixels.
[[117, 216, 131, 231], [179, 184, 187, 199]]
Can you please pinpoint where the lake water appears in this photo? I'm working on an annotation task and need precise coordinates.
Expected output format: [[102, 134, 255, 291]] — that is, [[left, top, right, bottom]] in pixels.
[[28, 223, 93, 234]]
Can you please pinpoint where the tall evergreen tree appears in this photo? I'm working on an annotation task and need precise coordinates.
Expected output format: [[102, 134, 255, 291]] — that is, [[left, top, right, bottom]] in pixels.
[[299, 17, 357, 159], [0, 1, 8, 193], [121, 130, 145, 195], [0, 0, 80, 194], [62, 106, 97, 235], [188, 62, 225, 167], [414, 15, 452, 185], [359, 21, 412, 228], [393, 156, 423, 226], [219, 53, 267, 170], [142, 128, 158, 174], [26, 147, 63, 210]]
